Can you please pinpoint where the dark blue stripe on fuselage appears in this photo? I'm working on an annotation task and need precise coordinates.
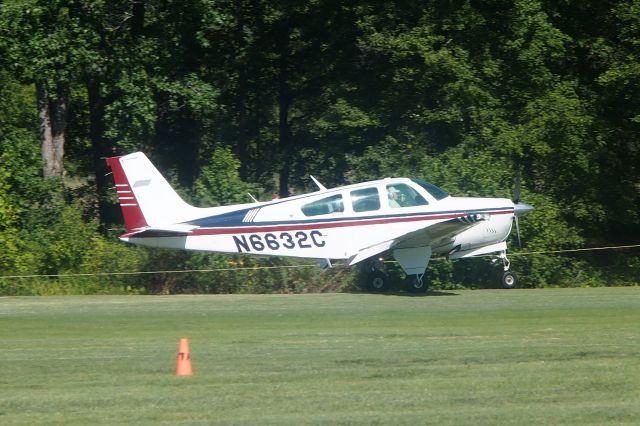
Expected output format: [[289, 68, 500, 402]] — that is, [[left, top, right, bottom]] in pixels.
[[188, 208, 252, 228]]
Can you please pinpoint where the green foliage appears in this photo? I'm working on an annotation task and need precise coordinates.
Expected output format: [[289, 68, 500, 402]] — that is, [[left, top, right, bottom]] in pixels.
[[75, 236, 148, 294], [0, 229, 41, 277], [1, 204, 148, 295], [0, 167, 18, 228], [135, 249, 359, 295], [103, 65, 157, 148], [0, 1, 638, 293], [193, 146, 261, 206]]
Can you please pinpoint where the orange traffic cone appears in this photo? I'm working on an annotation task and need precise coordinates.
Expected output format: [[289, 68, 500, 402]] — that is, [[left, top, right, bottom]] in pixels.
[[175, 337, 193, 376]]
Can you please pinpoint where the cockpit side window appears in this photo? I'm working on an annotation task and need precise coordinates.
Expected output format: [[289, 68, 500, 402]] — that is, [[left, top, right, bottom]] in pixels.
[[301, 194, 344, 216], [386, 183, 428, 208], [351, 187, 380, 212]]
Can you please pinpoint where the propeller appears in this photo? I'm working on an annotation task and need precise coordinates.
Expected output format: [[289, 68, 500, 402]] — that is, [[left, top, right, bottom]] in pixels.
[[511, 167, 534, 248], [513, 168, 521, 204]]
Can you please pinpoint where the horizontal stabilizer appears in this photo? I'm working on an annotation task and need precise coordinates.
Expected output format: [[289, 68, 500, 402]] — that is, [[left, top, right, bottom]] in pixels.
[[122, 224, 199, 238]]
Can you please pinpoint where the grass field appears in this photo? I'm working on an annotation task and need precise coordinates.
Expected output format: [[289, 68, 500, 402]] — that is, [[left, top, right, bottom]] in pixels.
[[1, 288, 639, 425]]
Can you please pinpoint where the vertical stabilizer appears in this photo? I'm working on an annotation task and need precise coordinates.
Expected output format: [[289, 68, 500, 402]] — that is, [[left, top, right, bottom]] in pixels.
[[106, 152, 198, 231]]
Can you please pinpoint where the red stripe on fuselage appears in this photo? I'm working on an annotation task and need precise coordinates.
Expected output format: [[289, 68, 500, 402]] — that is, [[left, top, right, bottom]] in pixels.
[[184, 209, 514, 236]]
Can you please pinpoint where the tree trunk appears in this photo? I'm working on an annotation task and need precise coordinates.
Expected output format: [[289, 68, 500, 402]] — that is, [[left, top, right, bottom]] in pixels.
[[278, 90, 292, 197], [87, 75, 119, 228], [277, 20, 292, 198], [131, 0, 145, 37], [235, 2, 250, 180], [37, 81, 67, 178]]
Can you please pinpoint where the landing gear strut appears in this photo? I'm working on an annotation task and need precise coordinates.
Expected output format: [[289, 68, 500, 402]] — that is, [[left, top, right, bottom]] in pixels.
[[497, 250, 518, 289]]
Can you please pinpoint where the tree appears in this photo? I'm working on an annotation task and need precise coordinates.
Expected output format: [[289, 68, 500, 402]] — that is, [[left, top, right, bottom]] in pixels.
[[0, 1, 100, 178]]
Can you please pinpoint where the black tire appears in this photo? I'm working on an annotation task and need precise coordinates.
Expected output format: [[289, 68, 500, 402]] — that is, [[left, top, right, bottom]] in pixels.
[[405, 275, 428, 293], [502, 271, 518, 289], [366, 271, 389, 292]]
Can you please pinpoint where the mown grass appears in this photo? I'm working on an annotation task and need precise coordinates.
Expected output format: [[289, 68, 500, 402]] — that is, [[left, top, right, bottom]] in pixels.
[[1, 288, 639, 425]]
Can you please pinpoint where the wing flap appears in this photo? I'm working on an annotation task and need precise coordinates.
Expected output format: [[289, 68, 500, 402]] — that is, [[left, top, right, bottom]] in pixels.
[[348, 239, 396, 266], [448, 241, 507, 259]]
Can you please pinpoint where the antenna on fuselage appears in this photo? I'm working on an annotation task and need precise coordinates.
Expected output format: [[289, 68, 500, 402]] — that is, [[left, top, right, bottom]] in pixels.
[[309, 175, 327, 191]]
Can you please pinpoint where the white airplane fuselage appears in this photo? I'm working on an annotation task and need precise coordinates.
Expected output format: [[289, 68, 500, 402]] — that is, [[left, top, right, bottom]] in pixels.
[[120, 180, 514, 260], [107, 152, 532, 288]]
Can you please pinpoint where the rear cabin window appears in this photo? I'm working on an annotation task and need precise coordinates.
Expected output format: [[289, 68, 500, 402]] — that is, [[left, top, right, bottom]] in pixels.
[[301, 194, 344, 216], [386, 183, 428, 208], [351, 188, 380, 212]]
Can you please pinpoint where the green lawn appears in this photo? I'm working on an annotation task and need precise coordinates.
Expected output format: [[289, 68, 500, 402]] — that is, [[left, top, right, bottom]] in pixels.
[[1, 288, 639, 425]]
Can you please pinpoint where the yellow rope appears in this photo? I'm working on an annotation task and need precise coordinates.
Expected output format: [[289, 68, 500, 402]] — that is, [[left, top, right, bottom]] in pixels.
[[1, 244, 638, 279]]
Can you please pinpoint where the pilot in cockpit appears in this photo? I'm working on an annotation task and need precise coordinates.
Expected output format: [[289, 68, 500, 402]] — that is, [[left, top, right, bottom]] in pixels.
[[387, 186, 405, 208]]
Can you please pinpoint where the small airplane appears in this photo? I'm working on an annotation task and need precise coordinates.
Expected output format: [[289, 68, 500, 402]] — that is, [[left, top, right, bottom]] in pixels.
[[106, 152, 533, 292]]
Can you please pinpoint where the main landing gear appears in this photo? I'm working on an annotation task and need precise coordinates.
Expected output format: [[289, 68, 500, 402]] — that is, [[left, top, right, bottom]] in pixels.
[[362, 259, 428, 293], [496, 250, 518, 289], [404, 274, 428, 293], [363, 249, 518, 293], [366, 270, 389, 292]]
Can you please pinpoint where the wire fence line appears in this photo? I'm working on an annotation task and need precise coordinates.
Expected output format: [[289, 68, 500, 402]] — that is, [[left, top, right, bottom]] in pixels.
[[508, 244, 640, 256], [1, 244, 638, 280]]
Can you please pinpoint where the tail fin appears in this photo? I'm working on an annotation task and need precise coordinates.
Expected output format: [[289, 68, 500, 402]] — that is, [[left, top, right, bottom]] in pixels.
[[106, 152, 198, 232]]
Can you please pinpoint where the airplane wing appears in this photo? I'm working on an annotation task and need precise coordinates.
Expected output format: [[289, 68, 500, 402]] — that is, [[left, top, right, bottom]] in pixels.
[[348, 214, 488, 266], [399, 213, 490, 249]]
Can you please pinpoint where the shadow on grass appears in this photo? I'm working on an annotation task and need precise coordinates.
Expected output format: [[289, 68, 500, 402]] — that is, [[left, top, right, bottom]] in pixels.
[[375, 290, 460, 297]]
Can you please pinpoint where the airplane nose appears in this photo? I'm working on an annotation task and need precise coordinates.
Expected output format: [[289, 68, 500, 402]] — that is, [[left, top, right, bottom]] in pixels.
[[514, 202, 534, 217]]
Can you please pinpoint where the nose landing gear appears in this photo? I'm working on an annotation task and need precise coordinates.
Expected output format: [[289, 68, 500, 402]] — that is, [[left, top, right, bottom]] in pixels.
[[497, 250, 518, 289], [501, 270, 518, 289]]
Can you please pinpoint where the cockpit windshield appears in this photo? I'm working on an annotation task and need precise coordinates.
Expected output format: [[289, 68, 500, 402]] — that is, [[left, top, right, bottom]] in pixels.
[[411, 178, 449, 200]]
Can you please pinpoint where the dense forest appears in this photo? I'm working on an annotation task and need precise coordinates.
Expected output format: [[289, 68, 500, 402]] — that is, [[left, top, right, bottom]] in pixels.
[[0, 0, 638, 295]]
